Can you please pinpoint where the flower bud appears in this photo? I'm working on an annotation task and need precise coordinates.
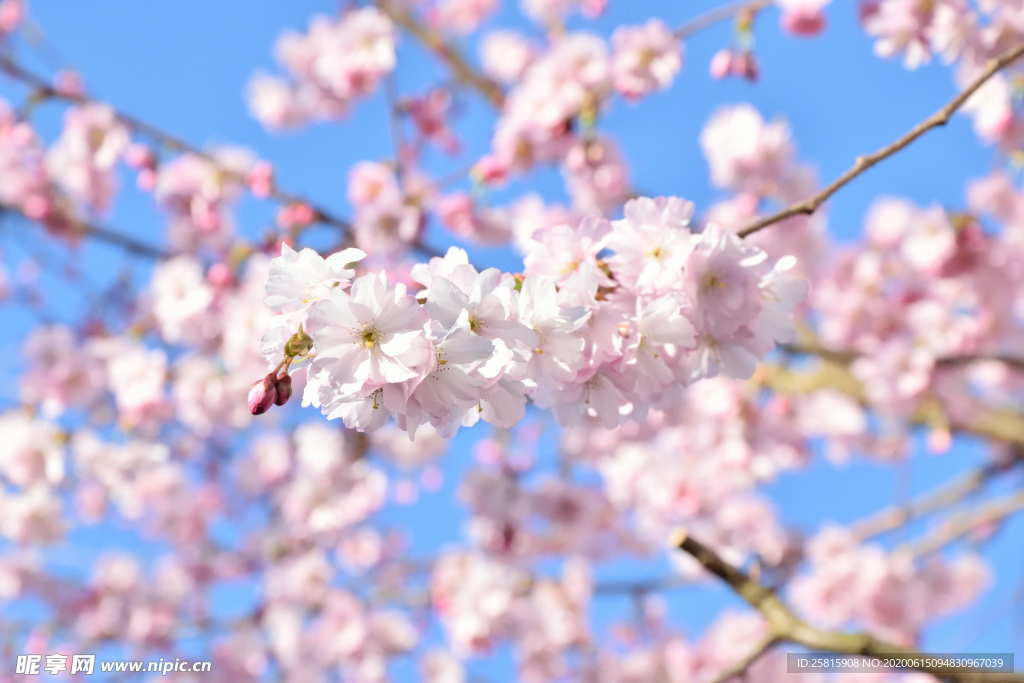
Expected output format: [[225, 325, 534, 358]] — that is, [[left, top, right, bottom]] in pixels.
[[247, 161, 274, 198], [734, 51, 759, 82], [710, 50, 734, 80], [273, 373, 293, 406], [781, 9, 825, 37], [248, 373, 277, 415], [471, 154, 509, 185], [207, 262, 235, 288]]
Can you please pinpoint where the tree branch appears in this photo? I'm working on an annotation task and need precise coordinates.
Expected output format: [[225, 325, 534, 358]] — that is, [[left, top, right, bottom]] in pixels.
[[738, 43, 1024, 238], [849, 450, 1022, 541], [593, 575, 692, 595], [900, 490, 1024, 559], [674, 0, 772, 40], [1, 203, 169, 260], [781, 343, 1024, 373], [757, 359, 1024, 447], [0, 55, 354, 235], [376, 0, 506, 109], [674, 530, 1024, 683]]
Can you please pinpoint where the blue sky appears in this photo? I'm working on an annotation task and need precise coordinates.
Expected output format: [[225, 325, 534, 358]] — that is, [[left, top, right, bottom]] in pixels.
[[1, 0, 1021, 677]]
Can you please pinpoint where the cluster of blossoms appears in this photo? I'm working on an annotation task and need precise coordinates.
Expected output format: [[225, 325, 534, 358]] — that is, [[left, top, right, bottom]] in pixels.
[[792, 526, 988, 644], [247, 7, 397, 129], [4, 0, 1024, 680], [813, 192, 1024, 427], [260, 195, 805, 437], [348, 161, 431, 254], [477, 19, 681, 185], [863, 0, 1024, 148], [152, 147, 254, 251], [0, 98, 79, 237], [45, 103, 128, 215]]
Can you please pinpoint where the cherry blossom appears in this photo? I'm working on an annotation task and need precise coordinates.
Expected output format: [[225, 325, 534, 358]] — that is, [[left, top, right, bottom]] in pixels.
[[1, 2, 1022, 680]]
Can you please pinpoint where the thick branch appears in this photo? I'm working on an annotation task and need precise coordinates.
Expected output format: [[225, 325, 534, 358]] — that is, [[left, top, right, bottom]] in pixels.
[[377, 0, 506, 109], [757, 360, 1024, 447], [674, 530, 1024, 683], [738, 43, 1024, 238], [0, 55, 353, 235]]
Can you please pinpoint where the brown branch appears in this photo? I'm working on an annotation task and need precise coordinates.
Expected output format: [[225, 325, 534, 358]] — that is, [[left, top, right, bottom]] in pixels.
[[674, 530, 1024, 683], [674, 0, 772, 40], [849, 451, 1022, 541], [377, 0, 506, 109], [900, 490, 1024, 559], [78, 222, 171, 260], [781, 343, 1024, 373], [1, 203, 169, 260], [757, 360, 1024, 447], [937, 353, 1024, 371], [0, 55, 354, 235], [593, 575, 692, 595], [738, 43, 1024, 238]]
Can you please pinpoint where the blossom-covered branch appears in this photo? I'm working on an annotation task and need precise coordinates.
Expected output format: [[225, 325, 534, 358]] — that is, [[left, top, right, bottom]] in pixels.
[[675, 531, 1024, 683], [258, 197, 807, 436], [0, 54, 354, 235], [0, 201, 168, 260], [757, 361, 1024, 447]]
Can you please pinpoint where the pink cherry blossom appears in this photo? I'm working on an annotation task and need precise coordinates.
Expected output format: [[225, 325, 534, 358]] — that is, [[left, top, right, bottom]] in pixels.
[[611, 19, 682, 99]]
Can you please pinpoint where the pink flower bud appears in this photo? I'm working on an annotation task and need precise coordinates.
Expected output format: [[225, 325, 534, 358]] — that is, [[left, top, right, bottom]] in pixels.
[[23, 194, 51, 220], [781, 9, 826, 36], [276, 203, 315, 229], [248, 373, 277, 415], [0, 0, 23, 34], [247, 161, 274, 198], [734, 51, 759, 81], [858, 0, 880, 22], [207, 262, 235, 288], [471, 154, 509, 185], [710, 49, 735, 79], [273, 373, 293, 406], [125, 144, 154, 169]]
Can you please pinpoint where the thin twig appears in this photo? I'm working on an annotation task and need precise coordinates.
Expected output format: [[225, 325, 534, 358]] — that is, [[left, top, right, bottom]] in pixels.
[[849, 451, 1022, 541], [674, 0, 772, 40], [593, 575, 692, 595], [0, 203, 169, 260], [674, 530, 1024, 683], [376, 0, 505, 109], [781, 343, 1024, 372], [738, 43, 1024, 238], [900, 490, 1024, 559]]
